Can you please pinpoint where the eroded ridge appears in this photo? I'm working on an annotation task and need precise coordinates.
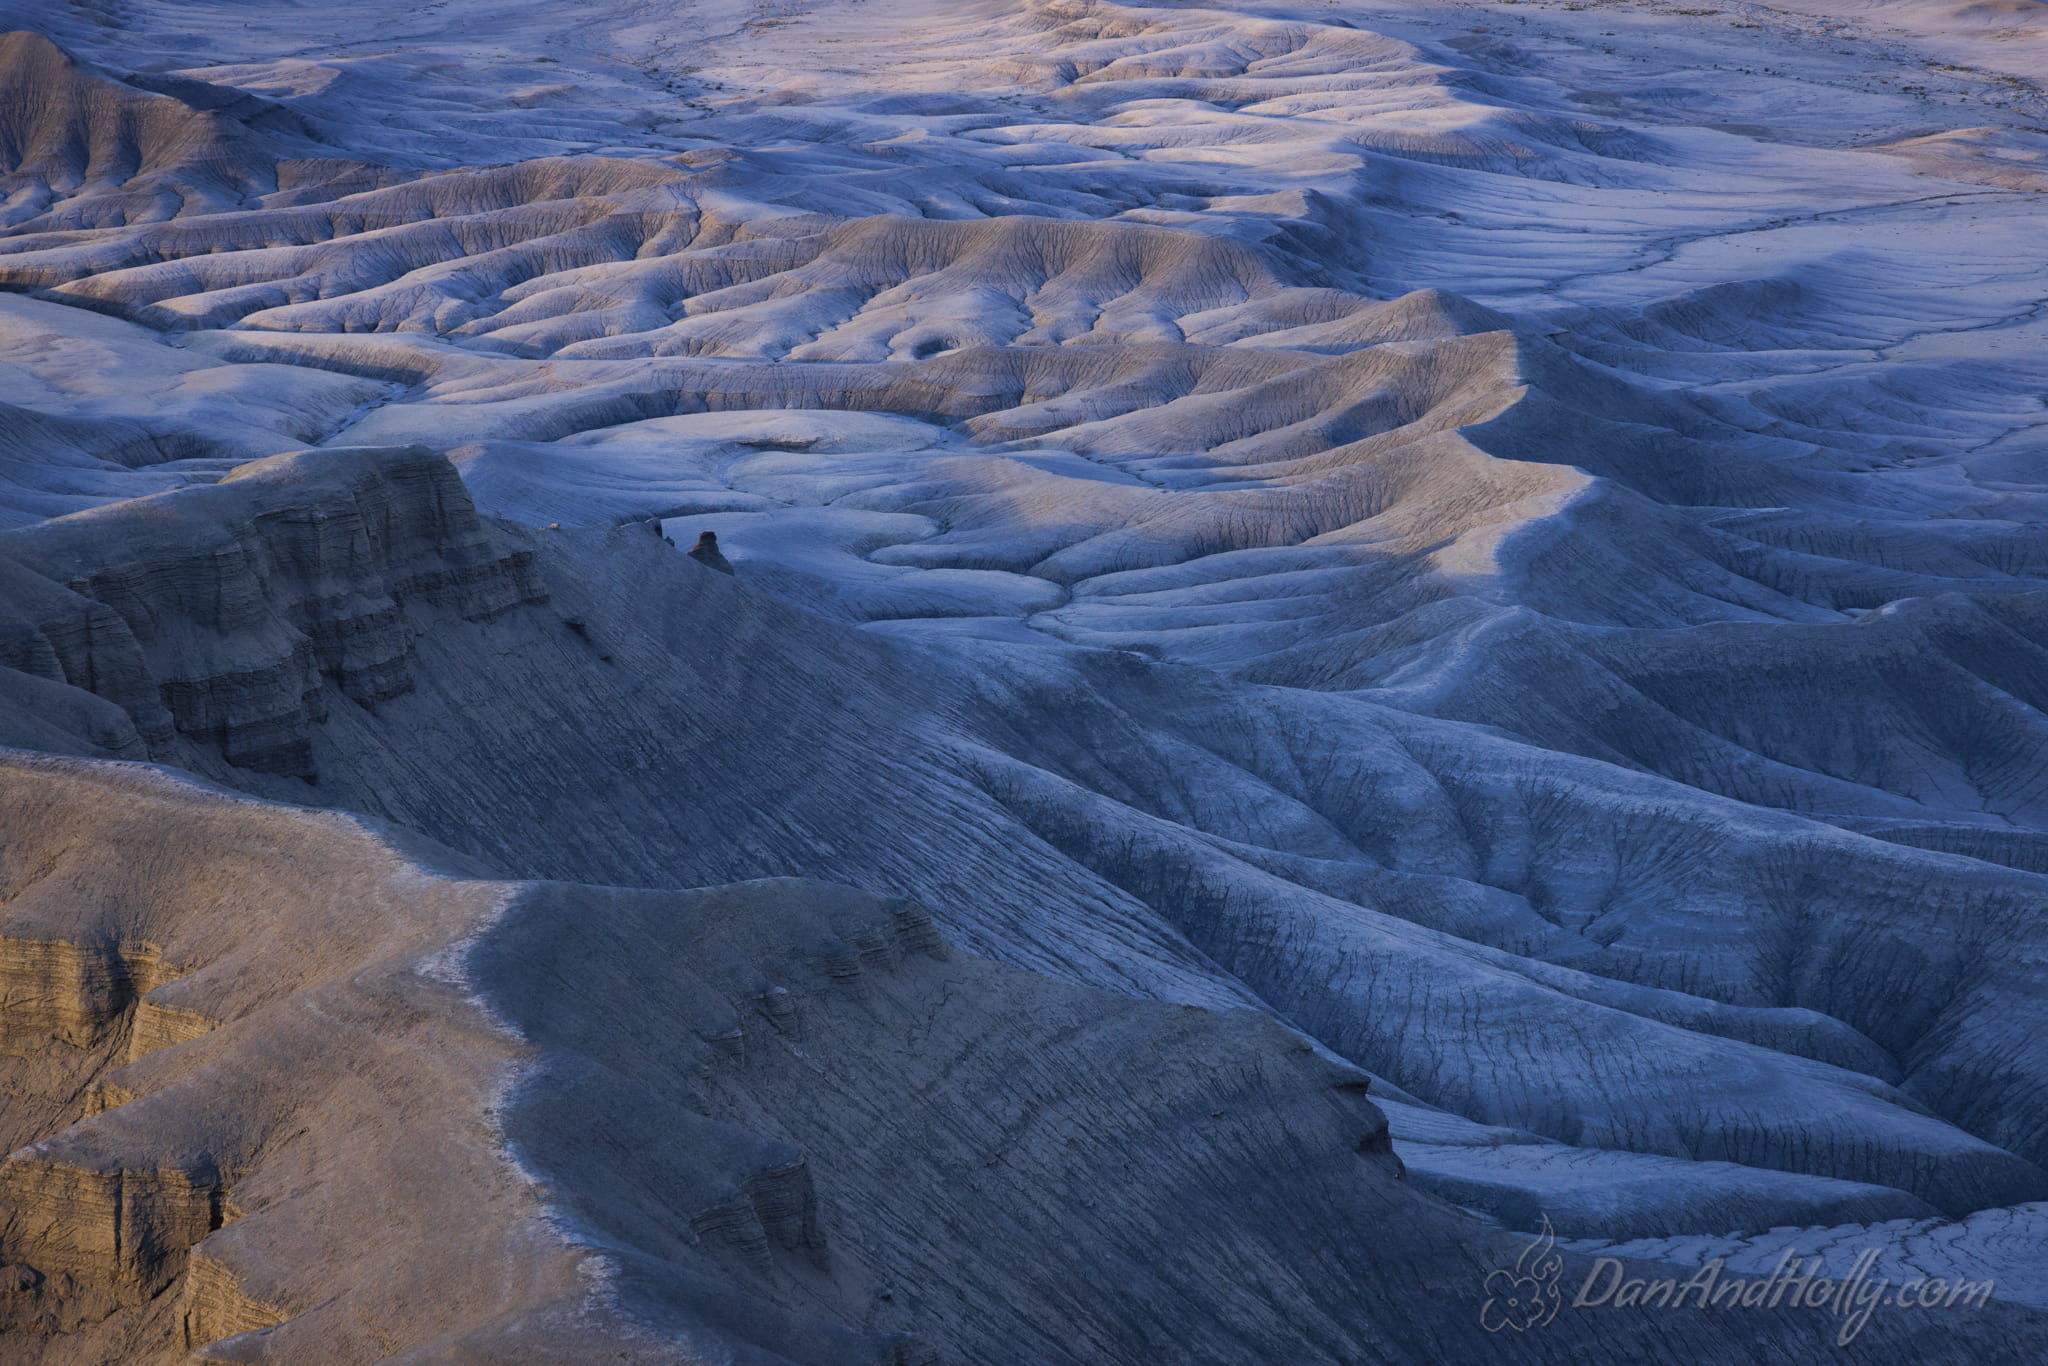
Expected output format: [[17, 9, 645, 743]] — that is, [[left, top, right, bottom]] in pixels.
[[0, 0, 2046, 1356]]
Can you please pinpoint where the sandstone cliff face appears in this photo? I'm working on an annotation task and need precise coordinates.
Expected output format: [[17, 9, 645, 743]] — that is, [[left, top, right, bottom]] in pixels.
[[0, 445, 545, 777], [0, 755, 548, 1362]]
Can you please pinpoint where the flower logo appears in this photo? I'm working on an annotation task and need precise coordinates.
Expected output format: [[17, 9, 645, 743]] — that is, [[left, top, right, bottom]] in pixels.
[[1480, 1214, 1564, 1333]]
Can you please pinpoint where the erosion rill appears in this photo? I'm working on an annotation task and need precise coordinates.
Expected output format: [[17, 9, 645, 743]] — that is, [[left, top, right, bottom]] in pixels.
[[1, 0, 2047, 1362]]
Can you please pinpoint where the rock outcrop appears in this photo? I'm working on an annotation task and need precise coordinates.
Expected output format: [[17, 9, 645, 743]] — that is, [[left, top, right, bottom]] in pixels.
[[0, 445, 545, 777], [687, 529, 737, 575]]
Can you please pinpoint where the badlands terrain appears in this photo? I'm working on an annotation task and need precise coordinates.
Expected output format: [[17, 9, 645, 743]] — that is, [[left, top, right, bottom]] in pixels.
[[0, 0, 2046, 1359]]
